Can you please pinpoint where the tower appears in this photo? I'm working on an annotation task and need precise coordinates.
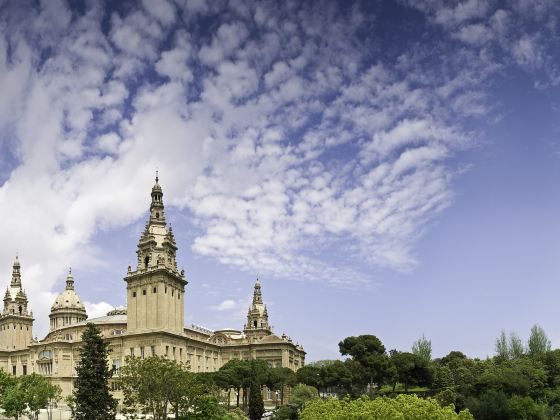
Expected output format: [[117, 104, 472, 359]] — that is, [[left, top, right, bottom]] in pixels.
[[0, 256, 34, 350], [244, 277, 272, 341], [125, 174, 187, 334], [49, 269, 87, 332]]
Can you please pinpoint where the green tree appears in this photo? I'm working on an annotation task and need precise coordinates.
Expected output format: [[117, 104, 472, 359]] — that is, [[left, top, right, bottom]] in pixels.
[[339, 335, 389, 388], [248, 363, 264, 420], [2, 381, 26, 420], [119, 355, 196, 420], [495, 330, 509, 360], [412, 334, 432, 362], [390, 351, 432, 392], [266, 367, 296, 405], [509, 333, 525, 359], [20, 374, 61, 420], [528, 325, 551, 357], [296, 365, 321, 393], [72, 323, 117, 420]]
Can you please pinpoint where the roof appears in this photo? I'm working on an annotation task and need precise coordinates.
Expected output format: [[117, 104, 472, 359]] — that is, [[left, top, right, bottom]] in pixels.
[[75, 313, 127, 326]]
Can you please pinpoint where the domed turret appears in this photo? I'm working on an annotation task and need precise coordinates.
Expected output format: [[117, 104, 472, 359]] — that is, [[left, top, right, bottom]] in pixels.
[[49, 269, 87, 331]]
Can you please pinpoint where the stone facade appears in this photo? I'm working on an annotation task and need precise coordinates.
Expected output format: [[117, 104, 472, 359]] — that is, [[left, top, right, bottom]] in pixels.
[[0, 177, 305, 400]]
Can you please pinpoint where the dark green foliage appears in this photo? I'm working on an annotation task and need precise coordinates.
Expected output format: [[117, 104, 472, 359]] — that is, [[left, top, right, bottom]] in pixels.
[[72, 323, 117, 420], [389, 351, 433, 392], [248, 371, 264, 420], [338, 335, 389, 387]]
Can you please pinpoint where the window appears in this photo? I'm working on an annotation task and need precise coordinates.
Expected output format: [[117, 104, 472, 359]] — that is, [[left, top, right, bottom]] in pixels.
[[22, 365, 27, 375], [130, 348, 134, 357], [178, 292, 180, 299], [171, 289, 174, 296], [151, 345, 156, 356], [12, 365, 16, 375], [132, 291, 137, 298], [153, 287, 157, 293], [173, 347, 176, 359], [112, 360, 121, 376], [179, 348, 182, 359], [140, 347, 145, 359], [142, 289, 146, 296], [165, 286, 167, 293], [165, 346, 169, 357]]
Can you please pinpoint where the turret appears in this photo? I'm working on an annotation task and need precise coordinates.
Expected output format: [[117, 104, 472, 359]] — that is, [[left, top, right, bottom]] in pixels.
[[125, 174, 187, 334], [244, 277, 272, 341], [0, 256, 34, 350]]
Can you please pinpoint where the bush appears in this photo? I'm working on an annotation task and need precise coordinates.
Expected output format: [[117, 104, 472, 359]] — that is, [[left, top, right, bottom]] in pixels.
[[299, 395, 474, 420]]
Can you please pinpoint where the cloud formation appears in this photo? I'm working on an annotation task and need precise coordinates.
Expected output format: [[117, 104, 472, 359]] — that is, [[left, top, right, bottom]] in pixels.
[[1, 0, 556, 337]]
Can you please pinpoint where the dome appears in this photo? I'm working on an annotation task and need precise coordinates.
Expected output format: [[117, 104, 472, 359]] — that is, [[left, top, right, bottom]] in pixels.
[[51, 289, 86, 312], [50, 269, 86, 314]]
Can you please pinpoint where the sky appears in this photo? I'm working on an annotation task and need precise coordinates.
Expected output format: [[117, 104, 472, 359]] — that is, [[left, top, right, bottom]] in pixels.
[[1, 0, 560, 362]]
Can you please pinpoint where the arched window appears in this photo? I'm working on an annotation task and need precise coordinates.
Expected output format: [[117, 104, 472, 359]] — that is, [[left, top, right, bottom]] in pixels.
[[253, 320, 257, 328], [144, 256, 149, 268], [18, 306, 22, 315], [156, 212, 159, 219]]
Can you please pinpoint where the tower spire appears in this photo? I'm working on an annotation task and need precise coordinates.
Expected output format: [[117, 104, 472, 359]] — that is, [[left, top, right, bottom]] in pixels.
[[11, 255, 21, 287], [65, 268, 74, 290]]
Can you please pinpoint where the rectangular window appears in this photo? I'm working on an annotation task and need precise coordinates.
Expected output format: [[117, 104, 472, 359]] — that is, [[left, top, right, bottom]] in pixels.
[[165, 286, 167, 293], [12, 365, 16, 375], [130, 348, 134, 357], [140, 347, 145, 359], [142, 289, 146, 295], [132, 291, 137, 297], [166, 346, 169, 357], [153, 287, 157, 293], [112, 360, 121, 376], [171, 289, 174, 296], [173, 347, 176, 358], [178, 292, 180, 299], [22, 365, 27, 375], [151, 345, 156, 356]]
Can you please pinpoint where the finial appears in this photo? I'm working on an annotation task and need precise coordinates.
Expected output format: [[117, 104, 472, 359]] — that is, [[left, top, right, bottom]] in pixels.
[[155, 169, 159, 184]]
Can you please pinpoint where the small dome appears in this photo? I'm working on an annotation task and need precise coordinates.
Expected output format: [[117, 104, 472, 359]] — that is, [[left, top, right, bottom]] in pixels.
[[50, 269, 86, 314], [51, 289, 86, 312]]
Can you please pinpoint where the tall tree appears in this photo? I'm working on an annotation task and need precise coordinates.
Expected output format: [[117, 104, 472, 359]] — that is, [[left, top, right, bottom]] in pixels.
[[339, 335, 390, 388], [509, 333, 525, 359], [495, 330, 509, 360], [412, 334, 432, 363], [248, 361, 265, 420], [72, 323, 117, 420], [527, 325, 551, 357]]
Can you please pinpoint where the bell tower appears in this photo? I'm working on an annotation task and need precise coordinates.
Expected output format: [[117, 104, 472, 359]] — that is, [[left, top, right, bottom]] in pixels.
[[0, 256, 34, 350], [125, 174, 187, 334], [244, 278, 272, 341]]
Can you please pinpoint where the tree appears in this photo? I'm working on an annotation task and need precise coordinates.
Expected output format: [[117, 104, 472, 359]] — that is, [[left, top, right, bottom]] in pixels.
[[495, 330, 509, 360], [528, 325, 551, 357], [509, 333, 525, 359], [72, 323, 117, 420], [20, 374, 60, 420], [296, 365, 321, 393], [390, 352, 432, 392], [248, 362, 264, 420], [338, 335, 389, 388], [266, 367, 296, 405], [119, 355, 191, 420], [2, 381, 26, 420], [412, 334, 432, 362]]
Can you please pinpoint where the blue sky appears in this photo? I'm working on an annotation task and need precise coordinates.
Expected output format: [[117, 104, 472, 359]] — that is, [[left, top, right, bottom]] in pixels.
[[1, 0, 560, 361]]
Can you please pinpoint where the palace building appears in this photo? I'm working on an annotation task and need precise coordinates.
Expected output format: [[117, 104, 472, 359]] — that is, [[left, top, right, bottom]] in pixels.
[[0, 176, 305, 399]]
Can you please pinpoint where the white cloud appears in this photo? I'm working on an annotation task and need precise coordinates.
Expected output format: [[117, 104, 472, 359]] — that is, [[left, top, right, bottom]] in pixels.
[[85, 301, 114, 319], [210, 299, 237, 311]]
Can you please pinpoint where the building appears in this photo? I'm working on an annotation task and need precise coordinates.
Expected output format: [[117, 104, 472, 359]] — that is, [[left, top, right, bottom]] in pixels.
[[0, 176, 305, 400]]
